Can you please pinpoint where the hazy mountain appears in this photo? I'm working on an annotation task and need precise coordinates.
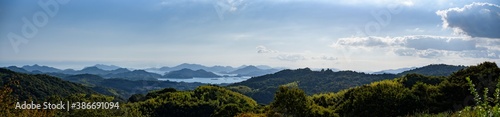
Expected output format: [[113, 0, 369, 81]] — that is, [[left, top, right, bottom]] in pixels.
[[163, 68, 221, 78], [230, 65, 280, 77], [21, 64, 62, 73], [79, 66, 109, 75], [92, 64, 122, 70], [372, 67, 418, 74], [4, 66, 30, 73], [105, 70, 162, 81], [397, 64, 466, 76], [109, 68, 131, 74], [160, 63, 236, 73]]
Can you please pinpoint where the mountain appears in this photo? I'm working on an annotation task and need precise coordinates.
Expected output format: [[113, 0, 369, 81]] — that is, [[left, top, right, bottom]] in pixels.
[[21, 64, 61, 73], [163, 68, 220, 78], [0, 68, 96, 102], [229, 68, 398, 104], [159, 63, 237, 73], [4, 66, 30, 73], [109, 68, 131, 74], [397, 64, 465, 76], [372, 67, 417, 74], [92, 64, 121, 70], [62, 74, 206, 99], [229, 65, 280, 77], [238, 65, 275, 70], [78, 66, 109, 75], [105, 70, 161, 81]]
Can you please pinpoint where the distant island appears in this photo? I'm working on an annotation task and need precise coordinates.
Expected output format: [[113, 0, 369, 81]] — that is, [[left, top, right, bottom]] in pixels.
[[163, 68, 221, 78]]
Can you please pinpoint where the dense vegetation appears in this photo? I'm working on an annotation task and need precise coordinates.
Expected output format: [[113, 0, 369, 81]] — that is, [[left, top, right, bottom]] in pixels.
[[229, 64, 465, 104], [229, 68, 398, 104], [0, 68, 96, 102], [397, 64, 466, 76], [2, 61, 499, 117], [128, 85, 258, 117], [62, 74, 206, 99]]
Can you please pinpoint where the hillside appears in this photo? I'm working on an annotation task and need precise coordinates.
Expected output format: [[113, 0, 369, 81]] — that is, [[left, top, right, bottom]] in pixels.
[[130, 85, 258, 117], [21, 64, 62, 73], [163, 68, 220, 78], [0, 68, 96, 102], [105, 70, 161, 81], [2, 62, 499, 117], [306, 61, 500, 116], [230, 65, 280, 77], [62, 74, 206, 99], [397, 64, 466, 76], [229, 68, 397, 104]]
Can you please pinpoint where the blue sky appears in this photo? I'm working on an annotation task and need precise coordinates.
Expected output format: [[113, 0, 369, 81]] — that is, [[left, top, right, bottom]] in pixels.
[[1, 0, 499, 72]]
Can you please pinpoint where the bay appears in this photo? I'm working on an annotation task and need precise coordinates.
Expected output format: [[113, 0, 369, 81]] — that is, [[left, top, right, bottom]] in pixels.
[[158, 76, 251, 84]]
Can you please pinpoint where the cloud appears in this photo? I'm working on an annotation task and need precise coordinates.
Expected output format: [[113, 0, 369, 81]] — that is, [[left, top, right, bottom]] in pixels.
[[436, 2, 500, 38], [311, 55, 338, 61], [333, 35, 500, 59], [393, 48, 447, 58], [319, 56, 338, 60], [406, 28, 424, 33], [334, 36, 397, 47], [256, 45, 278, 53], [276, 54, 306, 62]]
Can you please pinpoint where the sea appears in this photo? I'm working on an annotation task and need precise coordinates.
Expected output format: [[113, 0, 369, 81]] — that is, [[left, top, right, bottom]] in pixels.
[[157, 76, 251, 84]]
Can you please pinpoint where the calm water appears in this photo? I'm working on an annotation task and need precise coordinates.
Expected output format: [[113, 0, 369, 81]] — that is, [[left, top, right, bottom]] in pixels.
[[157, 76, 251, 84]]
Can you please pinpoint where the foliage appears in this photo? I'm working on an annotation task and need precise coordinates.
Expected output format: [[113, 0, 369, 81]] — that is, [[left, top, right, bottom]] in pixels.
[[269, 85, 337, 117], [0, 68, 96, 102], [63, 74, 205, 99], [451, 76, 500, 117], [398, 64, 465, 77], [230, 68, 398, 104], [131, 85, 258, 117]]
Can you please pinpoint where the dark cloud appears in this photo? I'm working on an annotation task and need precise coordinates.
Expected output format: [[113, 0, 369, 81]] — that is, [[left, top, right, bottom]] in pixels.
[[436, 2, 500, 38]]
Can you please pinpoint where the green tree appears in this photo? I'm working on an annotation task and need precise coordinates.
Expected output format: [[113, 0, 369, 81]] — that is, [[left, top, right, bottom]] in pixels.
[[270, 85, 309, 117]]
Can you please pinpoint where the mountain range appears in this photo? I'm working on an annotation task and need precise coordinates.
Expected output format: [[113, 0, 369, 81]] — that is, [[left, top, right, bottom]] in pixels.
[[2, 62, 490, 116], [4, 63, 285, 79]]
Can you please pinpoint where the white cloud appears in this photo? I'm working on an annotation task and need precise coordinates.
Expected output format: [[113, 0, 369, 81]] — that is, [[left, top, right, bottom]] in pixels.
[[311, 55, 338, 61], [436, 2, 500, 38], [406, 28, 424, 33], [276, 54, 306, 62], [256, 45, 278, 53], [332, 35, 500, 59]]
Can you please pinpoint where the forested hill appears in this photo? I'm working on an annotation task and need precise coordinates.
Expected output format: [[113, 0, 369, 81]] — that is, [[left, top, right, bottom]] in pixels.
[[229, 68, 398, 104], [62, 74, 206, 99], [0, 68, 96, 102], [397, 64, 466, 76], [228, 63, 467, 104]]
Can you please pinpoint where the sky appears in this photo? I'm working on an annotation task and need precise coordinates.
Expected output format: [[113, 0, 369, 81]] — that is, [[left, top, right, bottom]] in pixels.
[[0, 0, 499, 72]]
